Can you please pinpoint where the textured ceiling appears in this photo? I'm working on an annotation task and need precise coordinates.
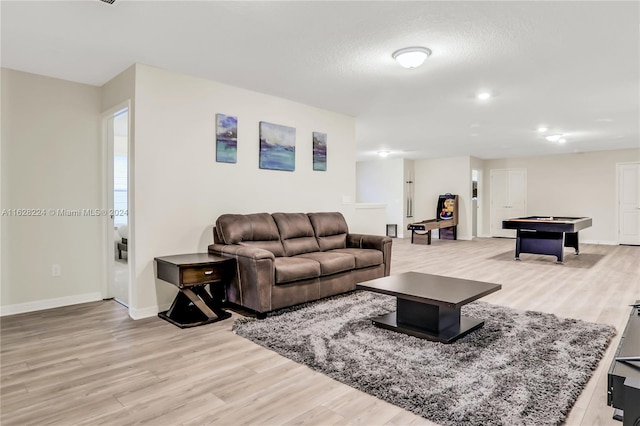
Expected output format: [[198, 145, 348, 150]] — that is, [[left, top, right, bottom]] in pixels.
[[2, 1, 638, 160]]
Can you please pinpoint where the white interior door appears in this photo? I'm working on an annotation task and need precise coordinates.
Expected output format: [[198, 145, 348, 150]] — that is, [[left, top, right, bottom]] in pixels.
[[508, 169, 527, 218], [490, 170, 511, 237], [490, 169, 527, 237], [618, 163, 640, 245]]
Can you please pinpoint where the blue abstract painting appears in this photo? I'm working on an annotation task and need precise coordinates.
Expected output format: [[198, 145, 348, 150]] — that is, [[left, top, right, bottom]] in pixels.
[[313, 132, 327, 171], [216, 113, 237, 163], [259, 121, 295, 171]]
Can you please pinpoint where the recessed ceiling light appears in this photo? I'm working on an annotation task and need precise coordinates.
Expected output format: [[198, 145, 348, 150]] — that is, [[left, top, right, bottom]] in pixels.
[[545, 134, 563, 142], [476, 92, 492, 100], [537, 126, 548, 132], [392, 47, 432, 69], [377, 151, 390, 158]]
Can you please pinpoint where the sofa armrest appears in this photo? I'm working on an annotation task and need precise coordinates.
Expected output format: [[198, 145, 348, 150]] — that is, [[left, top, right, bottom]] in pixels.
[[208, 243, 275, 313], [346, 234, 393, 276]]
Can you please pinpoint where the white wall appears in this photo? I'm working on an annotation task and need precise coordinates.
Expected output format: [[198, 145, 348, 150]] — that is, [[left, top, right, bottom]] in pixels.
[[1, 68, 103, 314], [352, 203, 387, 236], [133, 64, 357, 315], [356, 158, 405, 237], [482, 149, 640, 243], [414, 156, 472, 240]]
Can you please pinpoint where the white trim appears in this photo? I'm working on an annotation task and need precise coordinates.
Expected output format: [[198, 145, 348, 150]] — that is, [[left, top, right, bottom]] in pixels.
[[0, 292, 102, 316], [128, 305, 162, 320], [582, 240, 619, 246]]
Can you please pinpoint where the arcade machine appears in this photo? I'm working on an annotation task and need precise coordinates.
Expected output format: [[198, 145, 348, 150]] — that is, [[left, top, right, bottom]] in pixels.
[[407, 194, 459, 245]]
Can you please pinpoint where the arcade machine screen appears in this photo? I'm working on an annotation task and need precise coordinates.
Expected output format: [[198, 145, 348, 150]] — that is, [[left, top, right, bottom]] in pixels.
[[437, 194, 456, 239]]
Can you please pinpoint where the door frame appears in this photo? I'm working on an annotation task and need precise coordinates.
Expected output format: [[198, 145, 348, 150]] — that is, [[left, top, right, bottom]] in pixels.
[[100, 100, 132, 305], [616, 161, 640, 245]]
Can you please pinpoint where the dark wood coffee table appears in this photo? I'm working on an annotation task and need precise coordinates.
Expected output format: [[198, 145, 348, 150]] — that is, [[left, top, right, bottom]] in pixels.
[[356, 272, 501, 343]]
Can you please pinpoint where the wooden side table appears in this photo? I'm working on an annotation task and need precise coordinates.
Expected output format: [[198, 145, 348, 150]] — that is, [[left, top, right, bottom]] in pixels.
[[155, 253, 235, 328]]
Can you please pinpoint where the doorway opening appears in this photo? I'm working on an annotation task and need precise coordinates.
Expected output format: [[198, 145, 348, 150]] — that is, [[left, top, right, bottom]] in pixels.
[[471, 169, 483, 238], [103, 105, 130, 307]]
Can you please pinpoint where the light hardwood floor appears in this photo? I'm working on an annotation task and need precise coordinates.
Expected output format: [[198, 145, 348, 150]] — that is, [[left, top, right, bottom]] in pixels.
[[1, 237, 638, 425]]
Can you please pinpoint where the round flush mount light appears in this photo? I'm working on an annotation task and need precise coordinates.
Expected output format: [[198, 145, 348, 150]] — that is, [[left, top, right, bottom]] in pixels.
[[476, 92, 492, 100], [545, 134, 564, 142], [537, 126, 548, 132], [558, 138, 567, 144], [377, 151, 390, 158], [392, 47, 432, 69]]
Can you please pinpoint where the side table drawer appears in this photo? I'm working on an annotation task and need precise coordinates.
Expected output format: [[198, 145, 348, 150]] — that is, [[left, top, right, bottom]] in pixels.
[[181, 263, 232, 286]]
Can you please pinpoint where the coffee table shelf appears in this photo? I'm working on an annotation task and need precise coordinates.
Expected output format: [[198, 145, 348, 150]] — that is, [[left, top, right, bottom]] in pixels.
[[357, 272, 501, 343]]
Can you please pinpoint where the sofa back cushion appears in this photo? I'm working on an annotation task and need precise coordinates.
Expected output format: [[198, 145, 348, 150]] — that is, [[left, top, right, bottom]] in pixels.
[[308, 212, 348, 251], [272, 212, 320, 256], [216, 213, 285, 257]]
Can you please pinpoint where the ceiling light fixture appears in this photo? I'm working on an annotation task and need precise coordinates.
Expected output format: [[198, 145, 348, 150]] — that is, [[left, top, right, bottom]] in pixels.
[[476, 92, 492, 100], [377, 151, 390, 158], [545, 134, 564, 142], [537, 126, 548, 132], [392, 47, 432, 69], [558, 138, 567, 144]]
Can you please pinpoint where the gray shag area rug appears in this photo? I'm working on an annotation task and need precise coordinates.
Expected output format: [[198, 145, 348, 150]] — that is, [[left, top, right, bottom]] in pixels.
[[233, 291, 616, 426]]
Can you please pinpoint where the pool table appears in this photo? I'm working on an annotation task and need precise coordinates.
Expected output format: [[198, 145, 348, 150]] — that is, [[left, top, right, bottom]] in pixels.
[[502, 216, 592, 264]]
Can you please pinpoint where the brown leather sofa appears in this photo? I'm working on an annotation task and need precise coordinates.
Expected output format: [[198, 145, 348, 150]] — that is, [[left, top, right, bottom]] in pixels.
[[208, 212, 392, 315]]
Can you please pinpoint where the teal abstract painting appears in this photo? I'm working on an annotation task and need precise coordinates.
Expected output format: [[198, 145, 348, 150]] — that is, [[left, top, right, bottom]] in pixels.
[[259, 121, 295, 171], [216, 114, 237, 163]]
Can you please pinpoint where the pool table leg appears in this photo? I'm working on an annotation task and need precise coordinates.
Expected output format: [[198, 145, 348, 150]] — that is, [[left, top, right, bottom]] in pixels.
[[514, 230, 522, 260], [564, 232, 580, 255]]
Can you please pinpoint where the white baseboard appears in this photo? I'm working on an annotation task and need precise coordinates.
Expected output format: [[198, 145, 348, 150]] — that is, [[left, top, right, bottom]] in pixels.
[[0, 292, 102, 317], [128, 305, 162, 320], [583, 240, 619, 246]]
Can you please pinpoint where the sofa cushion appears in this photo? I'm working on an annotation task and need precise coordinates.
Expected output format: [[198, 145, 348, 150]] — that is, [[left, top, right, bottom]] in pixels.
[[274, 257, 321, 284], [330, 248, 383, 269], [308, 212, 348, 251], [216, 213, 285, 257], [295, 251, 355, 276], [272, 213, 320, 256]]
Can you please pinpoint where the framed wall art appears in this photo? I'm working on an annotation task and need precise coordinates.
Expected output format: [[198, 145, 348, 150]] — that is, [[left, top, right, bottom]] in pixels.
[[216, 113, 237, 163], [312, 132, 327, 171], [259, 121, 295, 171]]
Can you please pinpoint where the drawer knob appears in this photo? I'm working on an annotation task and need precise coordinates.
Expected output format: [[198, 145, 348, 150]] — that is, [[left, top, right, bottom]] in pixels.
[[204, 270, 214, 275]]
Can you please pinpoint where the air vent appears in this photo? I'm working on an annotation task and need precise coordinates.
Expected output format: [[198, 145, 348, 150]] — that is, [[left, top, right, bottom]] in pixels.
[[100, 0, 116, 4]]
